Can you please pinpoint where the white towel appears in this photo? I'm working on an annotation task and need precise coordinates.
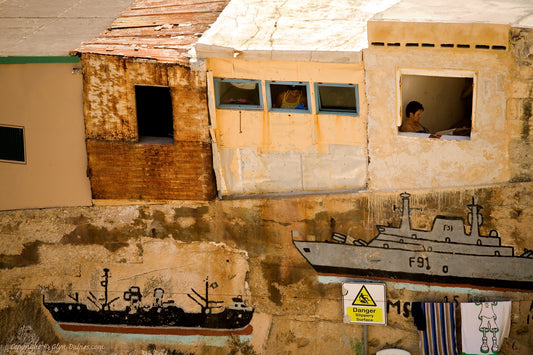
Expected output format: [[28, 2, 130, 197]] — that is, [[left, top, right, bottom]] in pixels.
[[460, 301, 511, 355]]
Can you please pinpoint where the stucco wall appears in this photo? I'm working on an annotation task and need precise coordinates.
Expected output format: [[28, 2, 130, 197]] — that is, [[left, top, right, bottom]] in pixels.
[[206, 58, 368, 196], [0, 183, 531, 354], [365, 44, 512, 190], [0, 62, 92, 211]]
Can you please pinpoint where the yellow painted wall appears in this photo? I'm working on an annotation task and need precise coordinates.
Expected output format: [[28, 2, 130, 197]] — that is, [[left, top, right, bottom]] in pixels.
[[0, 63, 92, 210], [206, 58, 368, 195]]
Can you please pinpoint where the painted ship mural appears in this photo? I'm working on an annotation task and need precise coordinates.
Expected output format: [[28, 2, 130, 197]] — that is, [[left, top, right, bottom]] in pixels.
[[293, 193, 533, 291], [43, 269, 254, 335]]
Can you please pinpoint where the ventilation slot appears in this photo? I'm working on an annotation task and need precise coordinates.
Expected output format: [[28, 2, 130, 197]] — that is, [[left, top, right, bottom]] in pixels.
[[371, 41, 507, 51], [492, 45, 507, 50]]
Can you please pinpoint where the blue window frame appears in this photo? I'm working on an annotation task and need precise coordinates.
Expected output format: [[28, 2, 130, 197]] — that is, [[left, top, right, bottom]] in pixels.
[[314, 83, 359, 116], [0, 125, 25, 163], [214, 78, 263, 110], [267, 81, 311, 113]]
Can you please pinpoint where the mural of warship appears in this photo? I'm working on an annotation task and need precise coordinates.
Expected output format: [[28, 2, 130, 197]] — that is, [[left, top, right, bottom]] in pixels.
[[293, 193, 533, 291], [43, 269, 254, 335]]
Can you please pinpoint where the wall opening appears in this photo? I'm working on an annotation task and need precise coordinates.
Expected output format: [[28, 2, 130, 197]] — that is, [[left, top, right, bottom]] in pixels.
[[314, 83, 359, 116], [214, 78, 262, 110], [0, 125, 25, 163], [135, 85, 173, 143], [398, 69, 474, 140], [267, 81, 310, 113]]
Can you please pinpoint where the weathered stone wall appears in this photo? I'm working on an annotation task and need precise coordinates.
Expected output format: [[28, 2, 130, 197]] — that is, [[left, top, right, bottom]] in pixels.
[[0, 183, 532, 354], [509, 28, 533, 183]]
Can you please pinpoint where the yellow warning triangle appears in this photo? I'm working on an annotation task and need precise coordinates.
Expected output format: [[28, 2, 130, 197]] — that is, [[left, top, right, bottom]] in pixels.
[[352, 285, 376, 306]]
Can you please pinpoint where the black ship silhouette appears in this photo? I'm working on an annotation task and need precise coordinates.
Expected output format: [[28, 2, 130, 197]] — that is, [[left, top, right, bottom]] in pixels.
[[43, 269, 254, 335], [293, 193, 533, 291]]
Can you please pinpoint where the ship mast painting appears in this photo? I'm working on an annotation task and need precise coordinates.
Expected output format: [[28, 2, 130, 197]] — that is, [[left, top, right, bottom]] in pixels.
[[43, 269, 254, 335], [293, 193, 533, 291]]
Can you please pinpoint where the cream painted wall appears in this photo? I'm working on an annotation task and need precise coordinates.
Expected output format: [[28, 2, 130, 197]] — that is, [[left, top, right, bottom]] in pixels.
[[365, 47, 511, 190], [0, 63, 92, 210], [206, 58, 368, 196]]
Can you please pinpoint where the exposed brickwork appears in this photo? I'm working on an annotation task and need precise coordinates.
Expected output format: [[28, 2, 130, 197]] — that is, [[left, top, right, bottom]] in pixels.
[[87, 140, 215, 200]]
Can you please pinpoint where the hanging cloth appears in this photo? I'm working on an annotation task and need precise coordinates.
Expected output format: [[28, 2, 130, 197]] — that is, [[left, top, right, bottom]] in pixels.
[[412, 302, 458, 355], [460, 301, 511, 355]]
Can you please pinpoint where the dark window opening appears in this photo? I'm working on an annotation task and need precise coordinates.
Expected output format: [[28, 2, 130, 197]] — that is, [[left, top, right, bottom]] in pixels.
[[315, 83, 359, 116], [214, 78, 262, 109], [399, 74, 473, 139], [267, 82, 310, 112], [135, 85, 173, 143], [0, 125, 25, 163]]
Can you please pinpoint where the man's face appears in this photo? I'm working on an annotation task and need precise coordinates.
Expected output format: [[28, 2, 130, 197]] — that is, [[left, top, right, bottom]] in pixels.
[[410, 109, 423, 122]]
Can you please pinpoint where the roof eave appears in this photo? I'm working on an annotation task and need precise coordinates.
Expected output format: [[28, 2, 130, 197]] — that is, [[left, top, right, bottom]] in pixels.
[[195, 43, 363, 64]]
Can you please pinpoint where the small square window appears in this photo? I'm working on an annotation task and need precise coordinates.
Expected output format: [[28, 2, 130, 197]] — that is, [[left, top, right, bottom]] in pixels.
[[315, 83, 359, 116], [214, 78, 262, 109], [267, 82, 310, 113], [135, 85, 173, 143], [0, 125, 25, 163], [398, 71, 473, 140]]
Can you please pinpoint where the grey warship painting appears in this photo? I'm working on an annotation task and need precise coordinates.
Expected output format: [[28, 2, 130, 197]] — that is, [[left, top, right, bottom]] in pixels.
[[293, 193, 533, 291]]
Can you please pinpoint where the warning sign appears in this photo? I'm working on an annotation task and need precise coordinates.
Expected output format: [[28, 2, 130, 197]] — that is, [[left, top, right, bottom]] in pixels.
[[352, 285, 376, 307], [342, 282, 386, 325]]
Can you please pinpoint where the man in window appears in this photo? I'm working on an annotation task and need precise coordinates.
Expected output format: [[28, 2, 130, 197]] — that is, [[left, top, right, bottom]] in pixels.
[[276, 85, 307, 109], [399, 101, 429, 133]]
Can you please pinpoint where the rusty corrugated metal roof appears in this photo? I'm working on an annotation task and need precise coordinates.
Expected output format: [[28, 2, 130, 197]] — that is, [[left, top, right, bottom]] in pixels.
[[73, 0, 230, 65]]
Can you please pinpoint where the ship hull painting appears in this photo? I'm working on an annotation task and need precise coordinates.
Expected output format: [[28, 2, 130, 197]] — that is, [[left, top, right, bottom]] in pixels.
[[293, 193, 533, 291], [43, 269, 254, 336], [43, 302, 254, 335]]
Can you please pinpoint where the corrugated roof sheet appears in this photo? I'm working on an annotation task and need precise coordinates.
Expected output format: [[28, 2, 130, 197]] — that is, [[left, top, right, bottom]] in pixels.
[[74, 0, 230, 65]]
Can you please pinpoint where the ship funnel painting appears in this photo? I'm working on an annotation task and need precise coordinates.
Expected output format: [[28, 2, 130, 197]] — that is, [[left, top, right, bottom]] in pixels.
[[293, 193, 533, 291]]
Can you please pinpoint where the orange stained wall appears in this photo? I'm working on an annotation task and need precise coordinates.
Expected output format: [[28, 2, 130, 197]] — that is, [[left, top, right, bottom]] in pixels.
[[206, 58, 368, 196]]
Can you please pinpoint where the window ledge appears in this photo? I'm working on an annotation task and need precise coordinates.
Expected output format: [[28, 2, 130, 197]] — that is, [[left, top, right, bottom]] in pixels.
[[398, 132, 470, 140], [138, 136, 174, 145]]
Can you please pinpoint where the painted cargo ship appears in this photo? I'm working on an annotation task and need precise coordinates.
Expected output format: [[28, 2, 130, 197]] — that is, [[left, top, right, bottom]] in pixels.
[[293, 193, 533, 291], [43, 269, 254, 335]]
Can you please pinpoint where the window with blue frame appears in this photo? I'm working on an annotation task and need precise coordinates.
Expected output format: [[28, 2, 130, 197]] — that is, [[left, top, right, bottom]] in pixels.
[[315, 83, 359, 116], [267, 81, 310, 113], [214, 78, 263, 109], [0, 125, 25, 163]]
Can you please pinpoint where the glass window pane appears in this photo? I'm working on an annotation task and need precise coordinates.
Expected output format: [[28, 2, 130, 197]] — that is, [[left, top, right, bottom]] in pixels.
[[215, 79, 262, 109], [318, 86, 357, 111], [269, 83, 309, 110]]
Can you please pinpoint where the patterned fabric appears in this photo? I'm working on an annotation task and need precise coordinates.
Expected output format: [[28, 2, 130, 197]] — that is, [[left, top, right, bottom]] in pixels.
[[460, 301, 511, 355], [412, 302, 458, 355]]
